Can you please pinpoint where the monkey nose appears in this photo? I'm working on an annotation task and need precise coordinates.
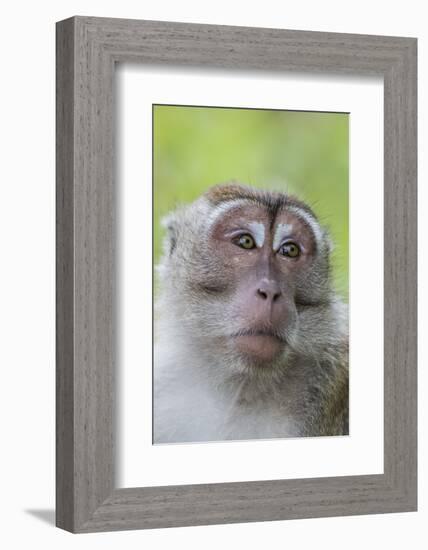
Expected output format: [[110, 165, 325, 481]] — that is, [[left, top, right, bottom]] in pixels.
[[256, 280, 282, 303]]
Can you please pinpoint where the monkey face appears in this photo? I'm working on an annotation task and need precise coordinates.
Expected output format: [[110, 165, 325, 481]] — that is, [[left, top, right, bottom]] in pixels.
[[206, 202, 318, 364], [160, 184, 332, 370]]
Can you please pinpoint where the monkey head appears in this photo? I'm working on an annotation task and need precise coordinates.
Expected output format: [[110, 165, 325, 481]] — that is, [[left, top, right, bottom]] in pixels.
[[157, 183, 337, 371]]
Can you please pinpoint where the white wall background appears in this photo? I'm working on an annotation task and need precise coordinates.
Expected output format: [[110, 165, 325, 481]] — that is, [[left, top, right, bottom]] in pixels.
[[0, 1, 424, 548]]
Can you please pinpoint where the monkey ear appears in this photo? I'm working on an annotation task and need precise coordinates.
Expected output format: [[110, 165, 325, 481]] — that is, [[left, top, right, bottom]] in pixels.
[[322, 229, 334, 253], [161, 213, 179, 256]]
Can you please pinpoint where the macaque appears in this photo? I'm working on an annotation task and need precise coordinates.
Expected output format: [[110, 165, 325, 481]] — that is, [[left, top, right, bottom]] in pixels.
[[154, 183, 348, 443]]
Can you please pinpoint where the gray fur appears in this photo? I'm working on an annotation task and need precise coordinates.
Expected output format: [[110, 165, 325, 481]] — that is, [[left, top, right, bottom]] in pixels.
[[154, 185, 348, 444]]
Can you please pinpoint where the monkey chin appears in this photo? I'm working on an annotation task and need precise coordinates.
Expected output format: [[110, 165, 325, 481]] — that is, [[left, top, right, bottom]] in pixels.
[[232, 334, 285, 366]]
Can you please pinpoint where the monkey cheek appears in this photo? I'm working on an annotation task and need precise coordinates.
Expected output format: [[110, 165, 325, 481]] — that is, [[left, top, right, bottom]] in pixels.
[[232, 334, 284, 364]]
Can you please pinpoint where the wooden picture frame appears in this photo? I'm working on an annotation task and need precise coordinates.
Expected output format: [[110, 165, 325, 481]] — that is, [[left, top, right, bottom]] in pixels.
[[56, 16, 417, 533]]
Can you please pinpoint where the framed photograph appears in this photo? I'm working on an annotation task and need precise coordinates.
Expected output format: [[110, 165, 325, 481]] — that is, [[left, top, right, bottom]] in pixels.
[[56, 16, 417, 532]]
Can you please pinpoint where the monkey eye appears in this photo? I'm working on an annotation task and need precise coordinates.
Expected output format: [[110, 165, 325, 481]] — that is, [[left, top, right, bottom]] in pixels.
[[278, 241, 301, 258], [234, 234, 256, 250]]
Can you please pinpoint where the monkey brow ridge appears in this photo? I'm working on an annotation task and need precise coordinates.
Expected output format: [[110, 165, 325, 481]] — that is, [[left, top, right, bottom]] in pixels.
[[204, 182, 324, 247]]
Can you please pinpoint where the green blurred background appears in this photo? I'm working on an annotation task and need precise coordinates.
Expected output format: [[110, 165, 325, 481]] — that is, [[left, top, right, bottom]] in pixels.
[[153, 105, 349, 299]]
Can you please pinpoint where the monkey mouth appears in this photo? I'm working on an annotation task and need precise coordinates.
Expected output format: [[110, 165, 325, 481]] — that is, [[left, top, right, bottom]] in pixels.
[[230, 328, 286, 363]]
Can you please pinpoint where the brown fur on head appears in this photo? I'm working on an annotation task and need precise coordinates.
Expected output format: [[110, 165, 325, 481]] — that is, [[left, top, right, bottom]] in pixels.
[[205, 182, 318, 219]]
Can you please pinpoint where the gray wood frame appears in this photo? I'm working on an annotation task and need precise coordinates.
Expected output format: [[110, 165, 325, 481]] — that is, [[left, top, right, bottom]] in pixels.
[[56, 16, 417, 533]]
